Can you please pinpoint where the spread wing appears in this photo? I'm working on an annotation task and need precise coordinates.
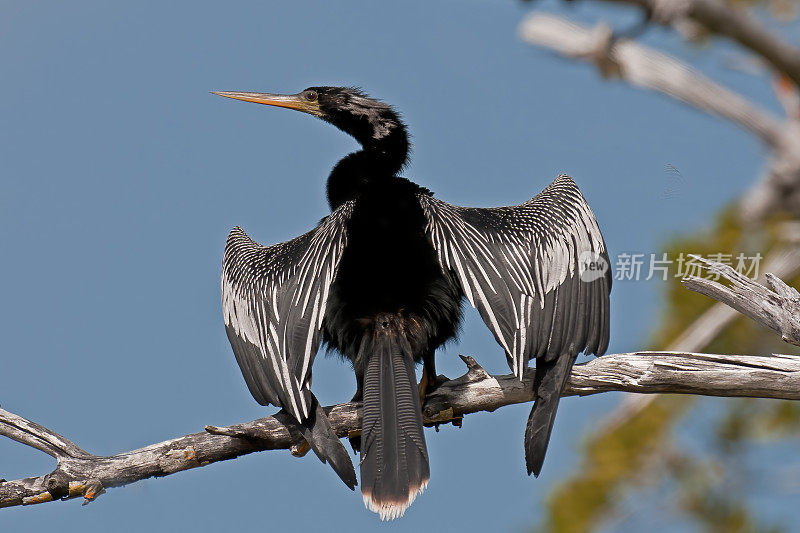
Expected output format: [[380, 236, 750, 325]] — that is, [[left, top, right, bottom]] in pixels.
[[221, 201, 354, 422], [418, 175, 611, 377]]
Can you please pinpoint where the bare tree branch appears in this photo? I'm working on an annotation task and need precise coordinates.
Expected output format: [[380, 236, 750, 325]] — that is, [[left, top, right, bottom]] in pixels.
[[683, 254, 800, 345], [519, 13, 800, 220], [740, 124, 800, 222], [600, 246, 800, 429], [4, 346, 800, 510], [4, 259, 800, 510], [518, 14, 784, 147], [671, 245, 800, 350], [0, 410, 91, 460], [603, 0, 800, 89]]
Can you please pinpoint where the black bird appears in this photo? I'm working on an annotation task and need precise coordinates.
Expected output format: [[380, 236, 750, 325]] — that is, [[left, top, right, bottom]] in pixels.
[[215, 87, 611, 519]]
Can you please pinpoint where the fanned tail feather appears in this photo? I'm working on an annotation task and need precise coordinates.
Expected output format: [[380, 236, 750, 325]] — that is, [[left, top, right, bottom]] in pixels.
[[360, 317, 430, 520]]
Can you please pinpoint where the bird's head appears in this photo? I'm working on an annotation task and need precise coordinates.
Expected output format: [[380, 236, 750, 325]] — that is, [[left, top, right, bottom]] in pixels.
[[213, 86, 407, 153]]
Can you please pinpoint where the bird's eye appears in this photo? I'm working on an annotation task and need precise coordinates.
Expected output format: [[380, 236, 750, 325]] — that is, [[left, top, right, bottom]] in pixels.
[[304, 90, 318, 102]]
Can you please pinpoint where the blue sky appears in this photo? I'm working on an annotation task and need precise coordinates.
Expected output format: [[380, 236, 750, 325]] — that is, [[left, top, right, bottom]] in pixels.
[[0, 1, 788, 531]]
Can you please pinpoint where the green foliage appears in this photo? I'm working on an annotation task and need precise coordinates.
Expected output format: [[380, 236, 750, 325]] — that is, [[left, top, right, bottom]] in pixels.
[[670, 452, 783, 533], [539, 396, 691, 533]]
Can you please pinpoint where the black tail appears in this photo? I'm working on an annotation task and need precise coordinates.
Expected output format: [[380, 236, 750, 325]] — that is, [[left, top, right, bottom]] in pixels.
[[360, 319, 429, 520], [298, 394, 357, 490], [524, 353, 576, 477]]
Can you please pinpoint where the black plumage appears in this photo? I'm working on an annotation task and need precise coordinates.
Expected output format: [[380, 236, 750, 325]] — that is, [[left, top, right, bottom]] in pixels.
[[215, 86, 611, 519]]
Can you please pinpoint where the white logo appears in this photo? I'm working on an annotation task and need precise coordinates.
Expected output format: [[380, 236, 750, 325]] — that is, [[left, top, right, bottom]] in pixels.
[[579, 250, 608, 282]]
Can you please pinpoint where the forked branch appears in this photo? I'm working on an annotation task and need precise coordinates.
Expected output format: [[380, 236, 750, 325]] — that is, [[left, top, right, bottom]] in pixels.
[[4, 259, 800, 510], [3, 352, 800, 509], [683, 254, 800, 346]]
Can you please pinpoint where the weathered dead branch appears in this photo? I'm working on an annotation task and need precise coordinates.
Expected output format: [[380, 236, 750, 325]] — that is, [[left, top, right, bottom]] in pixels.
[[683, 254, 800, 346], [519, 13, 800, 223], [4, 258, 800, 509], [4, 347, 800, 509], [518, 14, 783, 146], [602, 0, 800, 89]]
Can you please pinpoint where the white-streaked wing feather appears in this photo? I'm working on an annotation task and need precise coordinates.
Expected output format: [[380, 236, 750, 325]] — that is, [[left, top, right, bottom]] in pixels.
[[221, 201, 355, 421], [419, 175, 611, 378]]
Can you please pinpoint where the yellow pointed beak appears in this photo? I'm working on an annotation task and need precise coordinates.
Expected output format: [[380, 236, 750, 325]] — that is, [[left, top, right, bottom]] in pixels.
[[211, 91, 323, 117]]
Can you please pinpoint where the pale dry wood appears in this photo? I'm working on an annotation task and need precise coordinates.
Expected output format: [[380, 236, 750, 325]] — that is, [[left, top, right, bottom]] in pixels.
[[4, 349, 800, 510], [601, 0, 800, 89], [683, 254, 800, 346], [668, 244, 800, 351], [606, 247, 800, 428], [518, 14, 784, 147], [519, 13, 800, 221]]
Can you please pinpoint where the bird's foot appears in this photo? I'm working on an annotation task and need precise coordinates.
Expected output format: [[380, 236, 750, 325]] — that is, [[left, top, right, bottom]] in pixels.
[[290, 440, 311, 457], [418, 372, 450, 406], [348, 429, 361, 454]]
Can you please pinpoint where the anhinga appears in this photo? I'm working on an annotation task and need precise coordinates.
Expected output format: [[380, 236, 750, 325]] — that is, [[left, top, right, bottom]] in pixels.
[[214, 87, 611, 520]]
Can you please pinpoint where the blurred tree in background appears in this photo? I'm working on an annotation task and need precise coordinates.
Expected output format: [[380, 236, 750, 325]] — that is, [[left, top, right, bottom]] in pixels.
[[519, 0, 800, 530]]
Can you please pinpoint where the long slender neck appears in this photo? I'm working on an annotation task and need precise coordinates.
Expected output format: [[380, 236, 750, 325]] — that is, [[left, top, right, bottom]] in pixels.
[[326, 127, 409, 210]]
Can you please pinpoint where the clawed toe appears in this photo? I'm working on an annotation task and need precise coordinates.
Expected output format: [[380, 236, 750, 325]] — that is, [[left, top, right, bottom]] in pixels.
[[418, 372, 450, 405]]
